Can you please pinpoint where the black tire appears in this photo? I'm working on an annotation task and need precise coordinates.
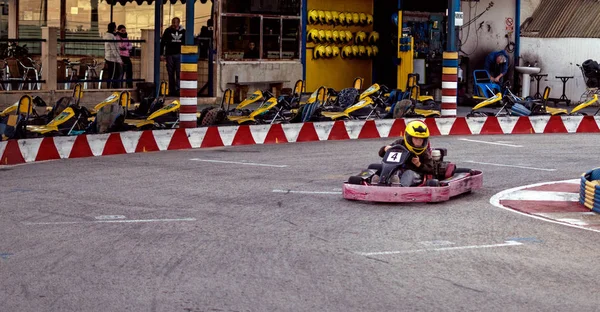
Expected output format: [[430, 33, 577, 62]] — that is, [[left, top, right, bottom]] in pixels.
[[367, 163, 382, 171], [426, 179, 440, 187], [454, 168, 473, 174], [348, 176, 364, 185]]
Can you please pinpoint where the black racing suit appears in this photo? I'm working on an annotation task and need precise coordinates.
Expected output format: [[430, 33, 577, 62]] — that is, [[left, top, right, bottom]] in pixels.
[[378, 138, 434, 186]]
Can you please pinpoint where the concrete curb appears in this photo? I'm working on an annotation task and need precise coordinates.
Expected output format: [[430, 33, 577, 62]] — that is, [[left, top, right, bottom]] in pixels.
[[2, 115, 600, 165]]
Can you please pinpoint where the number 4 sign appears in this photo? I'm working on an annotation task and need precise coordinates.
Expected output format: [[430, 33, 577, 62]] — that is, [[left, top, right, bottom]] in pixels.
[[387, 152, 402, 163]]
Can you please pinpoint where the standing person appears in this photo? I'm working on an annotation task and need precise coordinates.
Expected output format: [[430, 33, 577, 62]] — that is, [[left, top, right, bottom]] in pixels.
[[103, 22, 123, 89], [160, 17, 186, 96], [484, 50, 510, 84], [243, 41, 259, 59], [117, 25, 133, 88]]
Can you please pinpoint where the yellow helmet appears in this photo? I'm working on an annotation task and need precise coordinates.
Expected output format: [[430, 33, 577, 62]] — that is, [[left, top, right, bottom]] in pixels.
[[307, 29, 320, 43], [345, 13, 354, 25], [332, 46, 340, 57], [366, 14, 374, 25], [372, 45, 379, 57], [332, 31, 340, 43], [355, 31, 367, 45], [314, 45, 326, 59], [317, 10, 326, 24], [338, 12, 347, 25], [358, 46, 366, 58], [365, 46, 373, 58], [368, 31, 380, 44], [325, 30, 333, 43], [359, 13, 367, 25], [308, 10, 319, 25], [324, 46, 333, 58], [318, 30, 326, 43], [345, 31, 353, 43], [338, 30, 347, 43], [341, 46, 353, 59], [404, 120, 430, 155], [352, 13, 360, 24], [331, 11, 340, 25], [351, 45, 359, 57], [324, 11, 333, 24]]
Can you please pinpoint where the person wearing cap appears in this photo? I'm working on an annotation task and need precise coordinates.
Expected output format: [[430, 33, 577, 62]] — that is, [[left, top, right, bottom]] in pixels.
[[484, 50, 510, 83]]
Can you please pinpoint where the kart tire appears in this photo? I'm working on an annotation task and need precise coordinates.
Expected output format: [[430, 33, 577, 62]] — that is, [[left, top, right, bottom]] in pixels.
[[454, 168, 473, 174], [367, 163, 382, 171], [426, 179, 440, 187], [348, 176, 364, 185]]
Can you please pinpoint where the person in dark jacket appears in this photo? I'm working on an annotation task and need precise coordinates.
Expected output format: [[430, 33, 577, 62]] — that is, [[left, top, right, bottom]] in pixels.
[[375, 120, 434, 186], [484, 50, 510, 83], [160, 17, 186, 95], [243, 42, 259, 59]]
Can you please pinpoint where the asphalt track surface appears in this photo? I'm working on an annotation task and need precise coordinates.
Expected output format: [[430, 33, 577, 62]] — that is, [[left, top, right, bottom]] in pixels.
[[2, 134, 600, 312]]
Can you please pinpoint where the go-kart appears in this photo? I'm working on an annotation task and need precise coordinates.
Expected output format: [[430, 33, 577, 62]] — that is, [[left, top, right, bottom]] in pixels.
[[343, 145, 483, 203]]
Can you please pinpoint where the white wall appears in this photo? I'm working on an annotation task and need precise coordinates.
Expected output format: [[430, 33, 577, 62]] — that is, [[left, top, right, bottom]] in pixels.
[[217, 61, 303, 98], [520, 37, 600, 102], [459, 0, 516, 69]]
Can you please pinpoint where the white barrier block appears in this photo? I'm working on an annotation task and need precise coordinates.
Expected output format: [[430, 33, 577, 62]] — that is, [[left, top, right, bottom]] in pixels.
[[435, 118, 456, 136], [281, 123, 304, 143], [17, 137, 43, 163], [496, 116, 519, 134], [561, 115, 584, 133], [87, 133, 111, 156], [249, 124, 271, 144], [0, 141, 6, 160], [345, 120, 367, 139], [185, 127, 208, 148], [529, 115, 551, 134], [375, 119, 395, 138], [217, 125, 238, 146], [313, 121, 334, 141], [120, 131, 143, 154], [152, 129, 176, 151], [53, 136, 78, 159], [465, 117, 487, 135]]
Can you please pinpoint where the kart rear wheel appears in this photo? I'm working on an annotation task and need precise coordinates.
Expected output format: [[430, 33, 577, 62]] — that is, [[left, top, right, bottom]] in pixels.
[[426, 179, 440, 187], [367, 163, 382, 171], [454, 168, 473, 174], [348, 176, 364, 185]]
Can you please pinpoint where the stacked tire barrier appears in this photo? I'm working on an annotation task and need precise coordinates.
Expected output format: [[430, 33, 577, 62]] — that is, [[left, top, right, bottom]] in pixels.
[[2, 115, 600, 166], [580, 168, 600, 213], [179, 45, 199, 128]]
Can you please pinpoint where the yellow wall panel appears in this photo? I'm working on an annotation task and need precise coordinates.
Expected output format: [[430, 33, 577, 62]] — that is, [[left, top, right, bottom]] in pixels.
[[306, 0, 374, 92]]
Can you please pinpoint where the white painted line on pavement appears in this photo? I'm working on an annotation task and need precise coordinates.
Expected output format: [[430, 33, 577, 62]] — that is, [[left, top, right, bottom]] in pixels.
[[490, 179, 600, 234], [358, 240, 523, 256], [458, 138, 523, 148], [273, 189, 342, 195], [23, 218, 197, 225], [498, 190, 579, 202], [464, 160, 557, 172], [190, 158, 288, 168]]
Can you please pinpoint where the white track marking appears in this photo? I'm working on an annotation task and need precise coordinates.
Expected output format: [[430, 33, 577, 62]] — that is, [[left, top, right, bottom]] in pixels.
[[23, 218, 196, 225], [490, 179, 600, 234], [499, 190, 579, 202], [357, 240, 523, 256], [464, 160, 557, 172], [272, 189, 341, 195], [190, 158, 288, 168], [458, 138, 523, 147]]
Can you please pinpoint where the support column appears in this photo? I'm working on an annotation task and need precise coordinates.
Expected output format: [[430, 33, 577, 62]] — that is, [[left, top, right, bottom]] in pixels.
[[8, 0, 18, 38], [140, 29, 155, 85], [442, 52, 458, 117], [179, 45, 198, 128], [41, 26, 57, 91], [442, 0, 460, 117], [153, 0, 161, 91]]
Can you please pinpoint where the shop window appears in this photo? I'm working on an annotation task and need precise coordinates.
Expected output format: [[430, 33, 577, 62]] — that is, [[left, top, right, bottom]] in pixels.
[[222, 0, 300, 16], [221, 15, 300, 60]]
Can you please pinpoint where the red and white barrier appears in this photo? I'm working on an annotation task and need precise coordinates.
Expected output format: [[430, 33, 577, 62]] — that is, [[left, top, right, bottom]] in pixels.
[[2, 115, 599, 166]]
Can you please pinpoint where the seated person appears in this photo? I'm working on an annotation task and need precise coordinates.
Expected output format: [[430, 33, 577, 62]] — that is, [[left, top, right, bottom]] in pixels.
[[374, 120, 434, 186]]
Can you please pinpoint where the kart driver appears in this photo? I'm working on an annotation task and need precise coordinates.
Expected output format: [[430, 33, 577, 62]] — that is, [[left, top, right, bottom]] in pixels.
[[375, 120, 434, 186]]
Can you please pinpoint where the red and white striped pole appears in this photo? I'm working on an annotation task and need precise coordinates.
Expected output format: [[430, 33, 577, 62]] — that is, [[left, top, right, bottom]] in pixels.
[[179, 45, 198, 128], [441, 51, 458, 117]]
